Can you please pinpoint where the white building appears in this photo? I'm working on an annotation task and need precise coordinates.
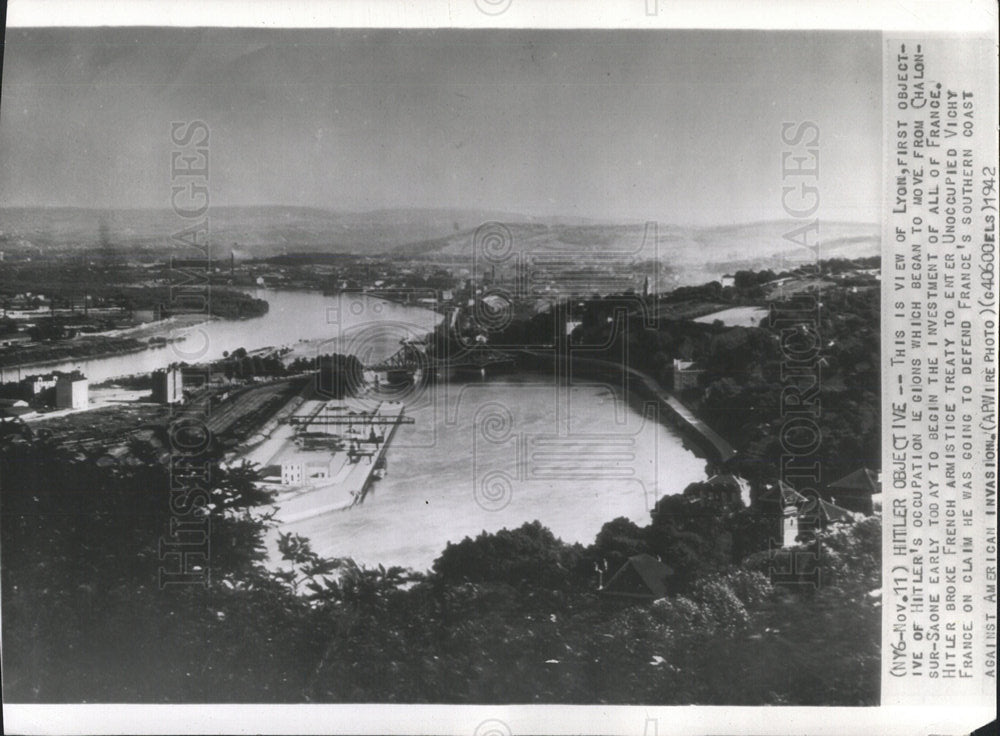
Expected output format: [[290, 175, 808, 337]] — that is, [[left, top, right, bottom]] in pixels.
[[280, 454, 335, 486], [778, 480, 856, 547], [55, 374, 89, 410], [280, 461, 304, 486]]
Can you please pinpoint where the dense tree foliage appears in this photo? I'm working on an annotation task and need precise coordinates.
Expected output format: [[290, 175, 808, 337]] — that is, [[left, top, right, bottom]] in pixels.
[[1, 421, 879, 704]]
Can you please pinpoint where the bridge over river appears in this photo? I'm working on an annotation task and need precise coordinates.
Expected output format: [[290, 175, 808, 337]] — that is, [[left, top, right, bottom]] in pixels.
[[365, 340, 516, 373]]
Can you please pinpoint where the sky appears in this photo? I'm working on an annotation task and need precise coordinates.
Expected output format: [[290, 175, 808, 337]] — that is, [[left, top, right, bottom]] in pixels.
[[0, 28, 881, 225]]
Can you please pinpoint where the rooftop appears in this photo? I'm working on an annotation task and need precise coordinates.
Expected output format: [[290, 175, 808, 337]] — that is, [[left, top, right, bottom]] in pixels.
[[601, 553, 674, 600], [829, 467, 880, 494]]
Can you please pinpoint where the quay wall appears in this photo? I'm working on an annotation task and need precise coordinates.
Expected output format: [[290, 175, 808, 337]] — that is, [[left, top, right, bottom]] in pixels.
[[515, 349, 737, 466]]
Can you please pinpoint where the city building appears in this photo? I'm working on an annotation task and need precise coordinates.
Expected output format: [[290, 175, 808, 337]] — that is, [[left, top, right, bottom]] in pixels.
[[280, 461, 304, 486], [55, 373, 89, 410], [778, 481, 810, 548], [280, 453, 336, 486], [671, 358, 704, 391], [20, 373, 58, 399], [152, 367, 184, 404], [779, 480, 856, 547]]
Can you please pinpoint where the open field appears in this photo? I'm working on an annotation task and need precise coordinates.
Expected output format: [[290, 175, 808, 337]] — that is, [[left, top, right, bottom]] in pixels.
[[693, 306, 769, 328]]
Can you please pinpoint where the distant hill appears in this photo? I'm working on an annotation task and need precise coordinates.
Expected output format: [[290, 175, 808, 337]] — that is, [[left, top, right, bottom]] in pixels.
[[0, 206, 878, 285], [0, 205, 585, 259], [394, 219, 880, 285]]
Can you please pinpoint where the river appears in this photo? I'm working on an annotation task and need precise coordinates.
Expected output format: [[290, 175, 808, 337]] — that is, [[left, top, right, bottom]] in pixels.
[[7, 288, 443, 383], [280, 373, 709, 572], [15, 288, 708, 570]]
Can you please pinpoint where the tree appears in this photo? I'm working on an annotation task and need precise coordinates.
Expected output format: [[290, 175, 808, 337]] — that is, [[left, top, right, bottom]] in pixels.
[[588, 516, 650, 573], [433, 521, 583, 597], [647, 495, 730, 590], [733, 270, 758, 290], [725, 506, 779, 562]]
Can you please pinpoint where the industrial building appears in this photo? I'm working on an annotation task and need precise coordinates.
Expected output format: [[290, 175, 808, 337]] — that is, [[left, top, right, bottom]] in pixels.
[[152, 367, 184, 404], [20, 373, 58, 398], [55, 373, 89, 410]]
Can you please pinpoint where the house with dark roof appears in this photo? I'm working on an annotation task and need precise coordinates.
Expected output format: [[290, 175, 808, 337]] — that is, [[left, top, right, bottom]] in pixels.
[[827, 467, 880, 514], [599, 553, 674, 602], [777, 479, 808, 506]]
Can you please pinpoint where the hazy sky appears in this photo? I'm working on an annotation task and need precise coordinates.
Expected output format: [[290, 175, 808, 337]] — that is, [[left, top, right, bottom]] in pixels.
[[0, 28, 880, 225]]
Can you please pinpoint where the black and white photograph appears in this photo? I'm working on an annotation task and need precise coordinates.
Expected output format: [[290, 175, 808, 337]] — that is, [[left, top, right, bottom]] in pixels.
[[0, 2, 995, 734]]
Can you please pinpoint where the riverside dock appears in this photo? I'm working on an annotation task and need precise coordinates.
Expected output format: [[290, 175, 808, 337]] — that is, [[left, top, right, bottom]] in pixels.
[[255, 399, 410, 525]]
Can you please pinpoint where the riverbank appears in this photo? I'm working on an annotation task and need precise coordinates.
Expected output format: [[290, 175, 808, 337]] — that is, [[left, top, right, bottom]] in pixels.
[[516, 349, 737, 465], [0, 335, 149, 372], [1, 314, 234, 376], [2, 289, 438, 388], [92, 313, 212, 340]]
